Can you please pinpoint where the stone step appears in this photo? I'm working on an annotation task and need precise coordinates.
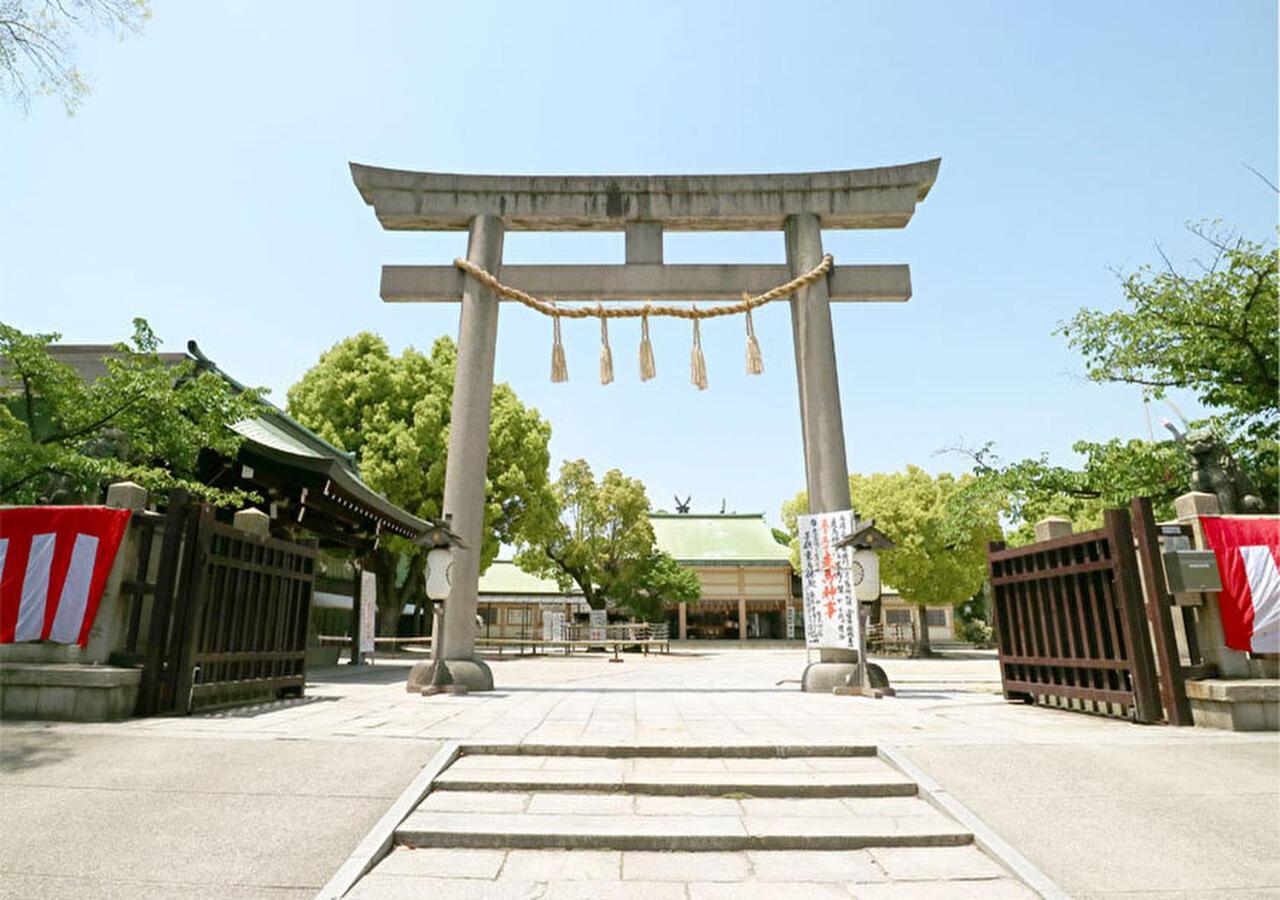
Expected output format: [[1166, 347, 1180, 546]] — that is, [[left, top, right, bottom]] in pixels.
[[459, 743, 879, 758], [349, 846, 1034, 899], [433, 753, 918, 798], [396, 792, 971, 852]]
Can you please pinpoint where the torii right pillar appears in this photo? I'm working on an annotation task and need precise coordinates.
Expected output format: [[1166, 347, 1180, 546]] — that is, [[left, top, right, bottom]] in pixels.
[[787, 213, 864, 692]]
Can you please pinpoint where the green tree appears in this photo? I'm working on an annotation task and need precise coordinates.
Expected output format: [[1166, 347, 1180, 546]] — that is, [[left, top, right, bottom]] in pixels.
[[287, 332, 556, 634], [1, 0, 150, 114], [783, 466, 1002, 656], [946, 437, 1186, 545], [1058, 221, 1277, 502], [516, 459, 700, 618], [0, 319, 260, 507], [1060, 222, 1276, 437], [611, 551, 701, 622]]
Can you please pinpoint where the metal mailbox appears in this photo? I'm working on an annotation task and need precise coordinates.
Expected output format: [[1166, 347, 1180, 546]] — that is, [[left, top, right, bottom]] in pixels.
[[1162, 549, 1222, 594]]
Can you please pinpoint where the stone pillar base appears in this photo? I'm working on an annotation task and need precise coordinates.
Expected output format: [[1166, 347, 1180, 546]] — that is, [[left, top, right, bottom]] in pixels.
[[406, 658, 494, 693], [801, 657, 893, 694], [802, 661, 858, 693]]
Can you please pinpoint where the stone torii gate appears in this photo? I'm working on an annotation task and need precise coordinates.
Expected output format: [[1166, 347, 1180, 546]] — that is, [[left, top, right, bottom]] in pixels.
[[351, 160, 940, 691]]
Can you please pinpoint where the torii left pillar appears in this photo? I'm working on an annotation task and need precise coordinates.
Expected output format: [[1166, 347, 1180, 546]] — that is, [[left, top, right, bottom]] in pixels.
[[410, 215, 504, 692]]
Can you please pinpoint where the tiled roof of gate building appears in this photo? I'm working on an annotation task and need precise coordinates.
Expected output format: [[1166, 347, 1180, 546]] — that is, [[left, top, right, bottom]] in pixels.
[[650, 513, 793, 567]]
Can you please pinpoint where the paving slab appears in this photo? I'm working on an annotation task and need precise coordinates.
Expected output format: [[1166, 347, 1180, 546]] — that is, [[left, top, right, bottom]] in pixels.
[[745, 849, 886, 882], [868, 845, 1007, 881], [419, 789, 531, 813], [345, 874, 543, 899], [689, 882, 853, 899], [622, 849, 751, 881], [541, 881, 688, 900], [499, 848, 621, 880], [527, 791, 636, 815], [848, 879, 1039, 898], [374, 846, 507, 879]]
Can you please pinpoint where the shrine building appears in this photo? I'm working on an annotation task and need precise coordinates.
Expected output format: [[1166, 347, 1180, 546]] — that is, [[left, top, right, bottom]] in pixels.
[[651, 512, 798, 640]]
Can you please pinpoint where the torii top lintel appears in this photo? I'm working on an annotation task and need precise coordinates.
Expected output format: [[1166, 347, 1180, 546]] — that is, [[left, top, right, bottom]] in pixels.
[[349, 159, 940, 232]]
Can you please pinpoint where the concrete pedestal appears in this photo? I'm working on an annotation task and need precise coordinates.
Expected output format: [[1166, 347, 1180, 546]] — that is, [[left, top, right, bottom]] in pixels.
[[1186, 679, 1280, 731], [0, 663, 141, 721], [406, 658, 493, 694]]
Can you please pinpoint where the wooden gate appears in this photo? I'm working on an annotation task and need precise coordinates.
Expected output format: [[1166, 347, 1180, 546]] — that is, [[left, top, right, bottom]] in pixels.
[[136, 491, 316, 715], [986, 505, 1170, 723]]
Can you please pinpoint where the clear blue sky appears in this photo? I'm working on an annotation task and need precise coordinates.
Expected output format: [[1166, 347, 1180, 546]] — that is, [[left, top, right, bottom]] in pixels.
[[2, 2, 1276, 527]]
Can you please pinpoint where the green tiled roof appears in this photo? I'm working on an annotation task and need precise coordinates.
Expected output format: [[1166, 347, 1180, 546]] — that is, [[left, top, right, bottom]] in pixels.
[[650, 513, 792, 566], [478, 560, 582, 597], [232, 416, 326, 461]]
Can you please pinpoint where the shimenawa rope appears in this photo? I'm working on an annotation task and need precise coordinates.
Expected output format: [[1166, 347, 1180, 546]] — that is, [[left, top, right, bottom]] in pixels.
[[453, 253, 834, 385]]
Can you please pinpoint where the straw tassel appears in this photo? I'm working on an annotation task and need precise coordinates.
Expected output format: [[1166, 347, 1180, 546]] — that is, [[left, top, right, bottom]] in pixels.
[[690, 311, 708, 390], [744, 295, 764, 375], [550, 308, 568, 383], [598, 306, 614, 385], [638, 308, 656, 381]]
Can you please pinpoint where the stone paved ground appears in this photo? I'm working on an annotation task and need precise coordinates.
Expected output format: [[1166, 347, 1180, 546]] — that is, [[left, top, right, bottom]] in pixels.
[[1, 648, 1277, 897]]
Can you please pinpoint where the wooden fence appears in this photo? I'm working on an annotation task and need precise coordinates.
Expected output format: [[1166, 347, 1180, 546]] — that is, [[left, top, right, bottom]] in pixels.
[[132, 491, 316, 715], [987, 506, 1166, 723]]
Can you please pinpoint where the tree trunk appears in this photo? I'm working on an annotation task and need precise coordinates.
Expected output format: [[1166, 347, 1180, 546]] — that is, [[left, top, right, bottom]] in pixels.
[[370, 549, 403, 637], [911, 606, 934, 659]]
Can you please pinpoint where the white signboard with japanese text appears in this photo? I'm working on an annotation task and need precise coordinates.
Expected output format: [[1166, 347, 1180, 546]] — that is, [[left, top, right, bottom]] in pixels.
[[797, 510, 861, 651], [359, 570, 377, 655], [588, 609, 608, 641], [543, 610, 566, 642], [785, 604, 797, 639]]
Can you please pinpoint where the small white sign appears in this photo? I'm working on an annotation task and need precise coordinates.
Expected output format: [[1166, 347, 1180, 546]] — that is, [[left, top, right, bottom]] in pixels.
[[785, 604, 797, 639], [359, 570, 377, 655], [797, 510, 861, 651]]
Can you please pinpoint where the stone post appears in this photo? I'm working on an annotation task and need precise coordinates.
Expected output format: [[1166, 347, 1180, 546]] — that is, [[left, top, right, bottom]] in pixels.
[[1034, 516, 1073, 542], [1175, 491, 1250, 678], [678, 602, 687, 640], [83, 482, 151, 665], [233, 508, 271, 537], [738, 597, 748, 641], [435, 214, 504, 692]]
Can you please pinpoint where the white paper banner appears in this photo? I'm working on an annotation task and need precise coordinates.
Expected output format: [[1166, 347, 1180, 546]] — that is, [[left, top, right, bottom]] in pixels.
[[797, 510, 860, 650]]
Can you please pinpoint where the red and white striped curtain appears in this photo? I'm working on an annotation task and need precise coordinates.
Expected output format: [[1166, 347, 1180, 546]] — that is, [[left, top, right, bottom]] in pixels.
[[0, 507, 132, 647], [1200, 516, 1280, 654]]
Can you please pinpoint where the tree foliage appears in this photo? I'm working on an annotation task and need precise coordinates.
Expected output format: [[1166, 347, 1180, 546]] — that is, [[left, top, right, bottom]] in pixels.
[[516, 459, 700, 617], [0, 319, 260, 507], [287, 332, 556, 633], [945, 438, 1185, 546], [947, 220, 1279, 536], [1058, 221, 1277, 442], [611, 551, 702, 622], [1, 0, 149, 114], [783, 467, 1002, 654]]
